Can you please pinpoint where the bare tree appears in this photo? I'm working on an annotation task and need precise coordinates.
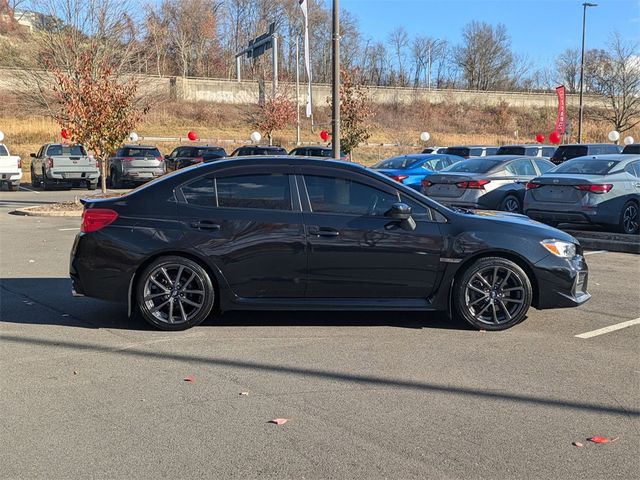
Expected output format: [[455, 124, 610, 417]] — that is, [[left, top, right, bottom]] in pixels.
[[588, 33, 640, 133], [454, 21, 513, 90], [388, 26, 409, 86], [556, 48, 580, 93]]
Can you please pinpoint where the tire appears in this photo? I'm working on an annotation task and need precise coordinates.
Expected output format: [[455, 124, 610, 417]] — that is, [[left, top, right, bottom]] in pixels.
[[110, 169, 121, 189], [42, 170, 52, 191], [453, 256, 532, 331], [619, 200, 639, 235], [136, 256, 215, 331], [87, 181, 97, 190], [499, 195, 521, 213], [7, 182, 16, 191], [31, 167, 41, 188]]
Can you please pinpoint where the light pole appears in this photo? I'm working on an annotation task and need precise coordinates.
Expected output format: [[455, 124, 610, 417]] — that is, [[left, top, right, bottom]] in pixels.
[[577, 2, 597, 144], [331, 0, 341, 160]]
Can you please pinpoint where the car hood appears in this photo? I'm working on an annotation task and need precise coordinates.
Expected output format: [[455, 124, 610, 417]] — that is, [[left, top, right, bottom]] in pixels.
[[453, 208, 577, 243]]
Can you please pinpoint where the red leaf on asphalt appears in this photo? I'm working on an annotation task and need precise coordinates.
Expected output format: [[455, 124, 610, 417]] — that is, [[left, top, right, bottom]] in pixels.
[[184, 375, 195, 383], [588, 436, 611, 443], [269, 418, 288, 426]]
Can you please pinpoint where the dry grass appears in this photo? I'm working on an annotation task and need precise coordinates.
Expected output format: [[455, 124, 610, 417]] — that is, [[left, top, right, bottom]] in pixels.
[[2, 96, 636, 182]]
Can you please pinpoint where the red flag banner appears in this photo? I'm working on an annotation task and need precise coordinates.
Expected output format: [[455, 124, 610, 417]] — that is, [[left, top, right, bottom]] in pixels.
[[555, 85, 566, 134]]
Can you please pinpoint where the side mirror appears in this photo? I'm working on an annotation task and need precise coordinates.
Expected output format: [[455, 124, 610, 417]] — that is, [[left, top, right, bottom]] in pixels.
[[385, 202, 412, 220], [30, 153, 36, 158]]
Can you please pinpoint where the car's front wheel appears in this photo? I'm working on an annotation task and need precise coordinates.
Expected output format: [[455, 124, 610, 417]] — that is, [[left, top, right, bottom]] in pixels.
[[136, 256, 216, 331], [454, 257, 532, 330]]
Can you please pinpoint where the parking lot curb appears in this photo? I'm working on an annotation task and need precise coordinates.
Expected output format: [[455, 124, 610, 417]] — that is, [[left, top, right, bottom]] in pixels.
[[10, 206, 82, 217], [566, 230, 640, 255]]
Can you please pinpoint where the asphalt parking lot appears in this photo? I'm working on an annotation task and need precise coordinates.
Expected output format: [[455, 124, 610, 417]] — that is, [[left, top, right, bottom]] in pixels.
[[1, 187, 639, 479]]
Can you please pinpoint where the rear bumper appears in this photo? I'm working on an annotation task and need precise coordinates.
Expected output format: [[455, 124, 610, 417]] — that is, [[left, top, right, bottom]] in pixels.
[[532, 254, 590, 309], [48, 169, 99, 181], [121, 170, 164, 182], [0, 171, 22, 182], [525, 208, 617, 226]]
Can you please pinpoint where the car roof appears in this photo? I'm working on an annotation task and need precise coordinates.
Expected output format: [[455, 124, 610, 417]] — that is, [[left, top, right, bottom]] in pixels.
[[465, 155, 535, 161], [556, 143, 619, 147], [568, 153, 640, 164], [122, 144, 157, 148], [498, 144, 547, 148], [196, 155, 365, 170]]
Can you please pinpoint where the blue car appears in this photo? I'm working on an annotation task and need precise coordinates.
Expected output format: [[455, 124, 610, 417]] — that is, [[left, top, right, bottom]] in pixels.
[[371, 154, 465, 190]]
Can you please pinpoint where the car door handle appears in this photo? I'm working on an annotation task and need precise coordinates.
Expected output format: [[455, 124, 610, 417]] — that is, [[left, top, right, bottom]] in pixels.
[[308, 226, 340, 237], [190, 220, 221, 231]]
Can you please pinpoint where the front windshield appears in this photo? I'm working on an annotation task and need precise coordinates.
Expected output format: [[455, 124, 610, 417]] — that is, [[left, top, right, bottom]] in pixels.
[[443, 158, 502, 173], [373, 156, 423, 169]]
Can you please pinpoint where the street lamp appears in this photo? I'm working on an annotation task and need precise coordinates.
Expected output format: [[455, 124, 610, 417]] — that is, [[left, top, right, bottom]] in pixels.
[[331, 0, 341, 160], [577, 2, 597, 144]]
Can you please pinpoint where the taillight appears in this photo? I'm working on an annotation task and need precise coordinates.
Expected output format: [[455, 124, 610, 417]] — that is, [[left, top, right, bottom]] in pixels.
[[155, 156, 163, 162], [193, 157, 204, 163], [526, 182, 543, 190], [457, 179, 491, 189], [122, 157, 135, 162], [421, 179, 432, 188], [574, 184, 613, 193], [46, 157, 54, 168], [81, 209, 119, 233], [391, 175, 408, 183], [18, 158, 22, 169]]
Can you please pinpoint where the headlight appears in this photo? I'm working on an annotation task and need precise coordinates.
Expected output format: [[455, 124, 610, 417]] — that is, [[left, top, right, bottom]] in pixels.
[[540, 240, 576, 258]]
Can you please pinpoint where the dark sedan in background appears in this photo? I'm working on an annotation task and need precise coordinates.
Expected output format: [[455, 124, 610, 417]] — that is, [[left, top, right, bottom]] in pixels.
[[524, 154, 640, 234], [443, 146, 498, 158], [496, 145, 556, 157], [371, 153, 464, 190], [421, 155, 555, 213], [289, 145, 350, 161], [165, 145, 227, 171], [71, 157, 589, 332], [230, 145, 288, 156]]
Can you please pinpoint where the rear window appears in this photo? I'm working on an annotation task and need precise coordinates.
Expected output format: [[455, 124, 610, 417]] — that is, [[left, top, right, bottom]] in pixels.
[[196, 147, 226, 157], [553, 146, 587, 161], [445, 147, 470, 157], [0, 145, 8, 156], [124, 147, 161, 157], [622, 144, 640, 154], [443, 158, 502, 173], [47, 144, 87, 156], [252, 147, 287, 156], [373, 156, 422, 169], [553, 158, 620, 175], [496, 146, 525, 155]]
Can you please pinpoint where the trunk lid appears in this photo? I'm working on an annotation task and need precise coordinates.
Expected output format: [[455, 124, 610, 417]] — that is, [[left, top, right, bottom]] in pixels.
[[527, 175, 607, 203], [423, 174, 488, 198]]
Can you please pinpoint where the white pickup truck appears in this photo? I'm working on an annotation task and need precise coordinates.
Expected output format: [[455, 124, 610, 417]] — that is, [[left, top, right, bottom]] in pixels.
[[0, 143, 23, 191], [30, 143, 99, 190]]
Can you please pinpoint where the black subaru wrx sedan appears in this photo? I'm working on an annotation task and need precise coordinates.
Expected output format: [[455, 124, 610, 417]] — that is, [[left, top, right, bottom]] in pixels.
[[70, 157, 590, 331]]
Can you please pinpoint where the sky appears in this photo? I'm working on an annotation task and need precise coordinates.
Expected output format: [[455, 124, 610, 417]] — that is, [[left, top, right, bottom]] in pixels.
[[335, 0, 640, 68]]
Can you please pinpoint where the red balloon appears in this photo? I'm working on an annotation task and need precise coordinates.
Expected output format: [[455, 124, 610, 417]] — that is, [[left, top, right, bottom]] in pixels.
[[61, 128, 70, 140], [535, 134, 545, 143], [320, 130, 329, 141], [187, 130, 198, 141], [549, 131, 561, 144]]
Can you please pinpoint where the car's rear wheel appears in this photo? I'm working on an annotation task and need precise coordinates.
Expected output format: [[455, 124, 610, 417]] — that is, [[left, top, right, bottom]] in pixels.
[[7, 182, 16, 191], [499, 195, 521, 213], [619, 201, 639, 235], [31, 167, 41, 188], [110, 169, 121, 189], [87, 180, 97, 190], [136, 256, 215, 331], [42, 170, 52, 190], [454, 257, 532, 330]]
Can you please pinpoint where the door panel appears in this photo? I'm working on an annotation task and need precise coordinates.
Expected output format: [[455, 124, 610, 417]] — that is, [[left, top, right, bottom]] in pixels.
[[179, 170, 306, 298], [299, 171, 444, 299]]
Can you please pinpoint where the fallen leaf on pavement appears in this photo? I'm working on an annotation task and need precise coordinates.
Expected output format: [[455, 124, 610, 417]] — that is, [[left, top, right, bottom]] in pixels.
[[572, 442, 583, 448], [184, 375, 195, 383], [239, 391, 249, 396], [269, 418, 288, 426], [73, 370, 78, 375], [588, 436, 618, 444]]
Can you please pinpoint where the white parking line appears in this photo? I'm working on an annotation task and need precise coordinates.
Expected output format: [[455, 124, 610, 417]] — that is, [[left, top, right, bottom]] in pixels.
[[58, 228, 79, 231], [575, 318, 640, 339], [583, 250, 609, 255], [19, 186, 39, 194]]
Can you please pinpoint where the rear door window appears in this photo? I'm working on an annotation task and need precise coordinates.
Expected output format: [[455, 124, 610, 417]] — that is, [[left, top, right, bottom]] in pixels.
[[216, 174, 291, 210], [534, 159, 555, 174], [182, 177, 216, 207], [505, 159, 536, 176]]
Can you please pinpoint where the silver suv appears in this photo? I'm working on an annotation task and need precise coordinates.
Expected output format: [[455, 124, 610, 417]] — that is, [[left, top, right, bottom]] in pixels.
[[108, 145, 165, 188], [30, 143, 99, 190]]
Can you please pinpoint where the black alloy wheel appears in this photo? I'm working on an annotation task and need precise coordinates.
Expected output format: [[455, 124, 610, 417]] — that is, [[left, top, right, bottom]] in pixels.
[[136, 256, 215, 330], [620, 201, 639, 235], [454, 257, 532, 330], [500, 195, 521, 213]]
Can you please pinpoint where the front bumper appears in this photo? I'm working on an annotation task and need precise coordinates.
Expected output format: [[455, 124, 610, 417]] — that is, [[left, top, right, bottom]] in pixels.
[[532, 253, 590, 309]]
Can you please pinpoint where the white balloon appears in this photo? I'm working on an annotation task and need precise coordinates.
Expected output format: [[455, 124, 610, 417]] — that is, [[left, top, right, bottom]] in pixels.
[[0, 131, 4, 142], [419, 131, 430, 142], [250, 131, 262, 143], [623, 136, 635, 146], [608, 130, 620, 142], [128, 132, 139, 142]]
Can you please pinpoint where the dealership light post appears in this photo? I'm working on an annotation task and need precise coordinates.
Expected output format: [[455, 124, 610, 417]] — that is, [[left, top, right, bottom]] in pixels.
[[577, 2, 597, 144], [331, 0, 341, 160]]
